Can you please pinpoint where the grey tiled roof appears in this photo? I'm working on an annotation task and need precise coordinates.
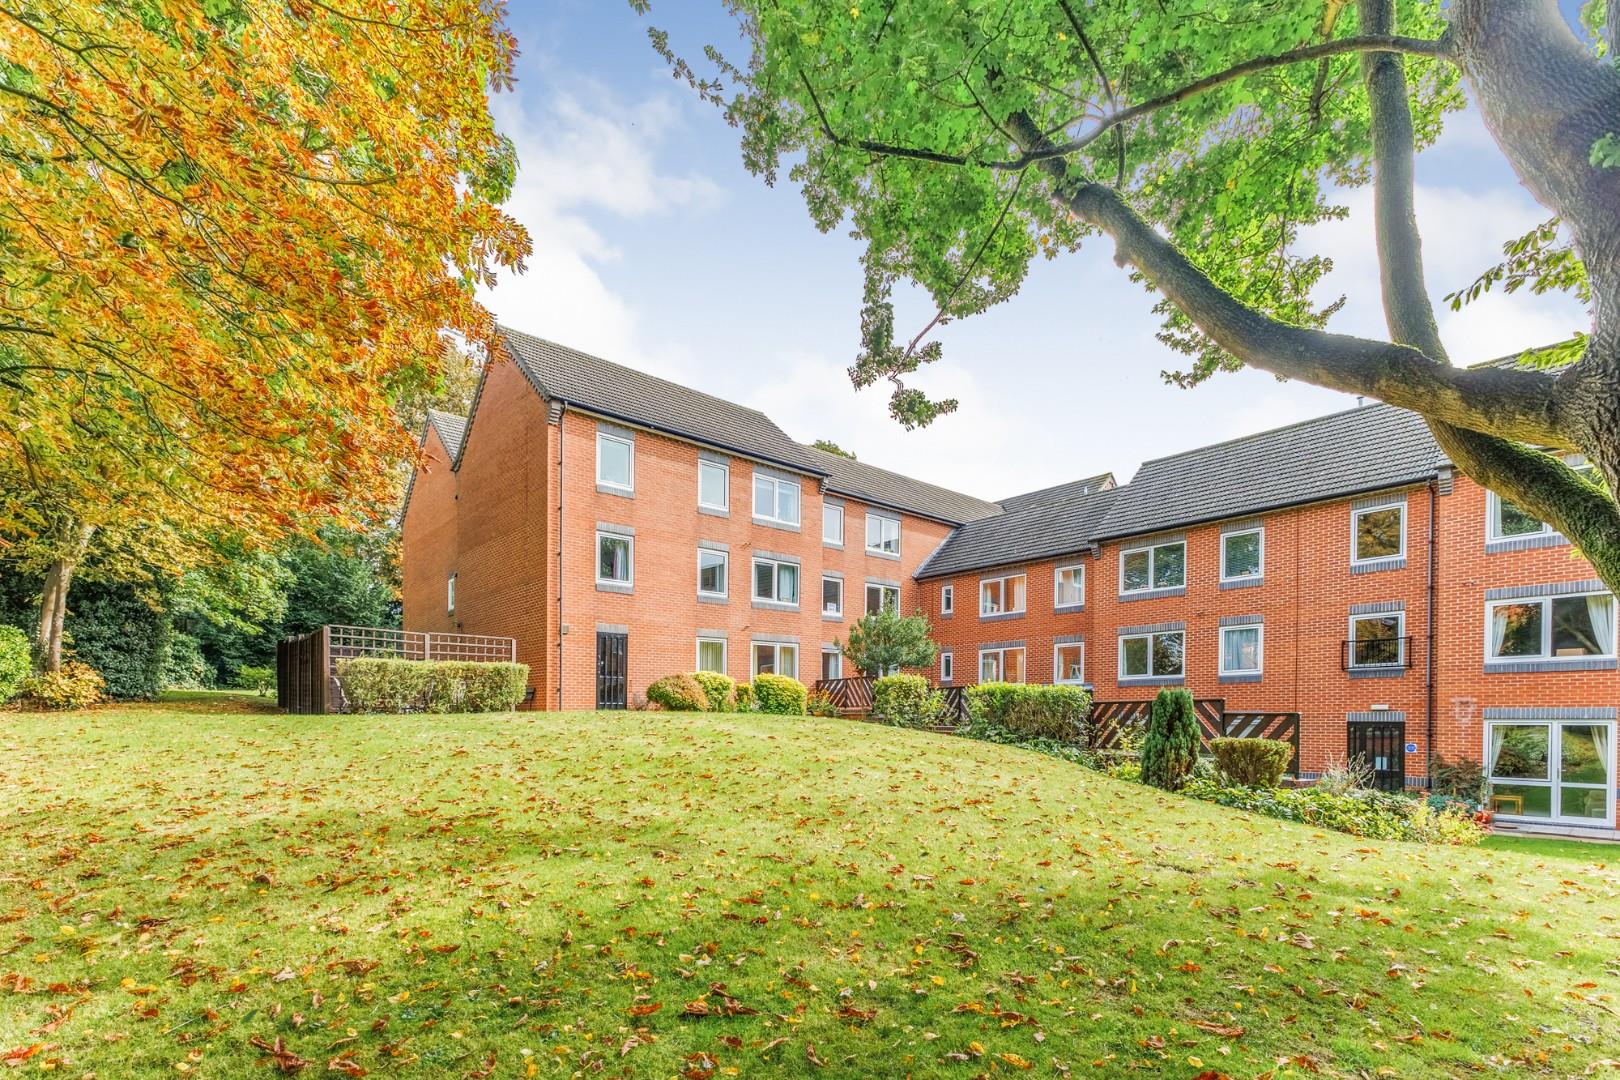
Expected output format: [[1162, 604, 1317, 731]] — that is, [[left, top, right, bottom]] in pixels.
[[499, 328, 826, 474], [916, 482, 1120, 579], [996, 472, 1115, 513], [1092, 404, 1442, 540], [808, 446, 1002, 524], [425, 409, 467, 459]]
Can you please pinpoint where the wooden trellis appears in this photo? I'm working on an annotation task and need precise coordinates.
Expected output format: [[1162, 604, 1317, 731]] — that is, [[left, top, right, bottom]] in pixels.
[[277, 625, 517, 714]]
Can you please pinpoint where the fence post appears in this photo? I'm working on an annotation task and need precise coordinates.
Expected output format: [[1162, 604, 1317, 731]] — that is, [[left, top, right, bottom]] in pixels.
[[319, 626, 332, 715]]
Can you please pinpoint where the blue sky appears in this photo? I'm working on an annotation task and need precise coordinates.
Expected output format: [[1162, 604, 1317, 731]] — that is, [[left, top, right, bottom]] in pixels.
[[482, 2, 1588, 500]]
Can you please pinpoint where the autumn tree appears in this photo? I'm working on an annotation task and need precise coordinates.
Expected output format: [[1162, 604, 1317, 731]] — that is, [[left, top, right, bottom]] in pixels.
[[650, 1, 1620, 591], [1, 0, 530, 667]]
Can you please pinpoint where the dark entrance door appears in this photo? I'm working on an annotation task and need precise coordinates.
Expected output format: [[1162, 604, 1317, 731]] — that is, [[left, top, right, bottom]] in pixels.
[[1348, 720, 1406, 792], [596, 631, 627, 710]]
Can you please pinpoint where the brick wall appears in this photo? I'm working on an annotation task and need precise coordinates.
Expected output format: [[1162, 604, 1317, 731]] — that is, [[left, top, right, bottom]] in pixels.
[[400, 425, 458, 635]]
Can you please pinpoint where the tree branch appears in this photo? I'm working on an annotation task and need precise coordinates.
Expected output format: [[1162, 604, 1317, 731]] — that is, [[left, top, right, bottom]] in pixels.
[[1056, 0, 1125, 186]]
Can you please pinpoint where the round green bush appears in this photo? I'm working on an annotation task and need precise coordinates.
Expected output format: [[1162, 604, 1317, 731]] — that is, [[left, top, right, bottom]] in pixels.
[[0, 625, 30, 703], [1209, 736, 1293, 788], [871, 673, 939, 727], [751, 673, 807, 715], [689, 670, 737, 711], [646, 673, 709, 711]]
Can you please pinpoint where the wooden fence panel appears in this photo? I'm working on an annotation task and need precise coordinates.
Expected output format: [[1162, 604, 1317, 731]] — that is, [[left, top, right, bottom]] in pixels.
[[276, 625, 516, 714]]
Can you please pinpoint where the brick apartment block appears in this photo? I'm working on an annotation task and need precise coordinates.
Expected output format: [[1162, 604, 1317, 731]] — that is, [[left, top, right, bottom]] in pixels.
[[403, 330, 1620, 837]]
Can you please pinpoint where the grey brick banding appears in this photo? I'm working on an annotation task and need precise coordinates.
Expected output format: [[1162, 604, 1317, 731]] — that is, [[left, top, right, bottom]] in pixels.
[[1220, 577, 1264, 590], [978, 611, 1026, 623], [1118, 621, 1184, 636], [1483, 706, 1617, 720], [1486, 532, 1570, 553], [865, 576, 901, 588], [1352, 492, 1407, 511], [750, 632, 800, 645], [1350, 600, 1404, 615], [697, 539, 728, 552], [1120, 532, 1186, 550], [1484, 579, 1606, 601], [1348, 710, 1405, 722], [1485, 658, 1617, 673], [1348, 667, 1405, 679], [978, 640, 1025, 652], [1053, 633, 1086, 645], [1120, 676, 1185, 686], [696, 629, 728, 640], [595, 582, 633, 595], [596, 521, 635, 536], [1119, 585, 1187, 602], [1219, 674, 1262, 684], [1218, 614, 1264, 627], [753, 549, 801, 565], [1351, 556, 1406, 574], [596, 623, 628, 634]]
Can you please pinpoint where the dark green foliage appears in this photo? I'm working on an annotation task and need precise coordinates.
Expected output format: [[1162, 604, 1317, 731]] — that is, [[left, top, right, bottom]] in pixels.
[[841, 609, 937, 676], [1140, 689, 1200, 791], [235, 664, 274, 696], [1183, 777, 1483, 845], [161, 631, 214, 689], [336, 658, 528, 713], [689, 670, 738, 712], [1210, 737, 1294, 788], [751, 673, 808, 715], [64, 582, 170, 700], [966, 682, 1091, 742], [647, 673, 709, 712], [1431, 754, 1488, 800], [0, 625, 30, 702], [871, 673, 942, 727]]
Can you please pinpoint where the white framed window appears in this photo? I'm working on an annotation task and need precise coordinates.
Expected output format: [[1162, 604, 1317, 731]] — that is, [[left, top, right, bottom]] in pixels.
[[940, 584, 954, 615], [1119, 630, 1185, 680], [752, 556, 800, 606], [597, 532, 632, 586], [753, 472, 801, 526], [1053, 642, 1085, 684], [1220, 527, 1263, 581], [1487, 459, 1594, 544], [447, 573, 456, 615], [865, 513, 901, 556], [821, 576, 843, 617], [1486, 591, 1616, 663], [939, 651, 954, 683], [1351, 503, 1405, 566], [979, 573, 1027, 616], [698, 459, 729, 511], [1120, 541, 1186, 594], [865, 582, 899, 615], [979, 645, 1026, 683], [596, 431, 633, 492], [821, 647, 842, 682], [696, 637, 727, 673], [1054, 564, 1085, 609], [823, 503, 844, 545], [1486, 718, 1614, 826], [1347, 612, 1406, 668], [1218, 624, 1263, 676], [752, 641, 798, 679], [697, 549, 728, 598]]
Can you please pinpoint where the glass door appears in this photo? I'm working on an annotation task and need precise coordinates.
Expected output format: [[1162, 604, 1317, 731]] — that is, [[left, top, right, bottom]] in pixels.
[[1486, 720, 1614, 827]]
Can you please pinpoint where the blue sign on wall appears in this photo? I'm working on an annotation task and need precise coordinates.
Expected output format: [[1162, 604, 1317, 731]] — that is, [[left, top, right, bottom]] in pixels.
[[1405, 742, 1418, 754]]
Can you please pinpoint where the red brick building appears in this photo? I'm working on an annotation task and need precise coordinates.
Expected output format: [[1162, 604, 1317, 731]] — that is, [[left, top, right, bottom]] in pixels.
[[403, 331, 1618, 835]]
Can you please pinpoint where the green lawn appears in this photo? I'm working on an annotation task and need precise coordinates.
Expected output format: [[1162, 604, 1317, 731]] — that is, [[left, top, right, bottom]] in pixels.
[[3, 696, 1618, 1077]]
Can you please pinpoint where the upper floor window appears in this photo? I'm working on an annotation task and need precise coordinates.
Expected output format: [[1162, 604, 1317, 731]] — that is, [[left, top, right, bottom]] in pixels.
[[597, 532, 633, 586], [866, 582, 899, 615], [1351, 503, 1405, 566], [1054, 564, 1085, 609], [941, 584, 954, 615], [1218, 625, 1263, 676], [979, 645, 1025, 683], [753, 473, 801, 526], [1487, 591, 1616, 663], [752, 556, 799, 606], [822, 575, 843, 617], [698, 459, 729, 511], [596, 431, 633, 493], [1121, 541, 1185, 594], [698, 549, 728, 598], [1347, 612, 1404, 668], [1054, 642, 1084, 684], [823, 503, 844, 545], [979, 573, 1027, 617], [447, 573, 456, 615], [1120, 629, 1184, 680], [1221, 528, 1263, 581], [865, 513, 901, 556], [1488, 458, 1593, 544]]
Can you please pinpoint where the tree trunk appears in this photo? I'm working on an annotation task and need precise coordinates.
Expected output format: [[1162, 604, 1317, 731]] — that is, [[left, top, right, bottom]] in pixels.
[[35, 522, 94, 673]]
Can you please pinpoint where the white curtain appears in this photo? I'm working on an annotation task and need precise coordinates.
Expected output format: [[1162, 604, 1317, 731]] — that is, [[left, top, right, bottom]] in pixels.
[[1487, 725, 1507, 778], [1592, 725, 1612, 785], [1588, 594, 1616, 656], [1489, 605, 1510, 658]]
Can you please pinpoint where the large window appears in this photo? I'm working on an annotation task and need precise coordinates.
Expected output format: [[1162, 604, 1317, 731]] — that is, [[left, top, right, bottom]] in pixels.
[[698, 549, 728, 599], [753, 473, 801, 526], [752, 557, 800, 606], [1054, 565, 1085, 609], [1486, 720, 1614, 826], [865, 514, 901, 556], [1351, 503, 1405, 566], [596, 431, 633, 493], [1221, 528, 1263, 582], [866, 583, 899, 615], [596, 532, 632, 586], [696, 637, 727, 673], [821, 576, 843, 618], [979, 646, 1026, 683], [1348, 612, 1404, 667], [1120, 630, 1184, 680], [1054, 643, 1084, 684], [979, 573, 1026, 616], [1488, 461, 1594, 543], [1218, 625, 1263, 676], [1486, 592, 1616, 662], [823, 503, 844, 545], [1120, 541, 1185, 594], [753, 642, 798, 678], [698, 459, 729, 511]]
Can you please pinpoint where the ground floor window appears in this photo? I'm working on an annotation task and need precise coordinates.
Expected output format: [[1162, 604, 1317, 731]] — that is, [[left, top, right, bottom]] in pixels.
[[696, 637, 726, 673], [979, 646, 1025, 683], [940, 651, 953, 683], [1119, 630, 1183, 679], [820, 647, 841, 681], [753, 642, 798, 679], [1486, 719, 1614, 826], [1053, 642, 1084, 684]]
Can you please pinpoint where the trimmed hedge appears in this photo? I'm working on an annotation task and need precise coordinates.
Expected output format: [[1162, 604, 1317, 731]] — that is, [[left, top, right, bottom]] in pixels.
[[647, 673, 709, 711], [0, 625, 29, 703], [966, 682, 1090, 742], [751, 673, 807, 715], [871, 674, 941, 727], [336, 658, 529, 714], [18, 661, 107, 710], [690, 670, 737, 712], [1210, 737, 1293, 788]]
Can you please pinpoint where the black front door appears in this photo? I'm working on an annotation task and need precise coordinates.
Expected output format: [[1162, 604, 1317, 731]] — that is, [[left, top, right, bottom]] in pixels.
[[1348, 721, 1406, 792], [596, 632, 627, 710]]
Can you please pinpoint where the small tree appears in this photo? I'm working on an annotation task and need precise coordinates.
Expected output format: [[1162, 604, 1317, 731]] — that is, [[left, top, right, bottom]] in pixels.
[[1141, 689, 1200, 791], [841, 609, 937, 677]]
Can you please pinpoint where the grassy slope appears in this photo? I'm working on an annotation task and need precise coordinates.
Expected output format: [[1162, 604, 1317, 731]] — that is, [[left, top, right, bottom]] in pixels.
[[1, 696, 1617, 1078]]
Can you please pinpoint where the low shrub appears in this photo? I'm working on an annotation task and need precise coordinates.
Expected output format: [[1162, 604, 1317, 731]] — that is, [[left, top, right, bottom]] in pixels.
[[1314, 755, 1376, 796], [752, 673, 807, 715], [18, 662, 107, 710], [647, 673, 709, 711], [1431, 755, 1488, 803], [690, 670, 737, 712], [0, 625, 30, 703], [1141, 689, 1199, 790], [871, 674, 942, 727], [1183, 776, 1484, 846], [734, 682, 755, 711], [235, 664, 275, 697], [965, 682, 1090, 742], [806, 690, 840, 718], [336, 658, 528, 713], [1210, 737, 1293, 788]]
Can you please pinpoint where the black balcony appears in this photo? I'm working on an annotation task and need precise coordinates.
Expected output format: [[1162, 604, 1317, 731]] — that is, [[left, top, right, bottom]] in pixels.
[[1341, 636, 1415, 671]]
